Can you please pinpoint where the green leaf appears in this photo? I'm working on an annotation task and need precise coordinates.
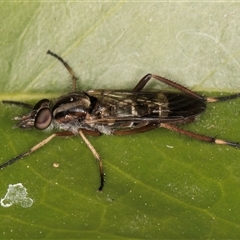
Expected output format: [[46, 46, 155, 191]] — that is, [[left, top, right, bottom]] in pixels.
[[1, 2, 240, 239]]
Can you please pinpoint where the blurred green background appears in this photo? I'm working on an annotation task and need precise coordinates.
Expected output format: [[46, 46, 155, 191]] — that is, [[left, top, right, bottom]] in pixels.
[[1, 2, 240, 239]]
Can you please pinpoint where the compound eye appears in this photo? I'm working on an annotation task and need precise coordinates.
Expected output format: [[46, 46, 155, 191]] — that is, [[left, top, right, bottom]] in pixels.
[[33, 99, 50, 110], [34, 108, 52, 130]]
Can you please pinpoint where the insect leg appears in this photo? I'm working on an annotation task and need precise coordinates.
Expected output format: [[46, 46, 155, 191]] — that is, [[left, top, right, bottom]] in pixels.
[[161, 123, 240, 148], [134, 74, 240, 103], [0, 131, 74, 169], [47, 50, 77, 92], [206, 93, 240, 103], [113, 124, 157, 135], [133, 74, 205, 100], [80, 129, 101, 137], [78, 130, 104, 191]]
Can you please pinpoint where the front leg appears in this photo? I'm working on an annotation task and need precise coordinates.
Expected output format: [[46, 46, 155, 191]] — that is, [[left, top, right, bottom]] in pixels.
[[0, 131, 74, 169]]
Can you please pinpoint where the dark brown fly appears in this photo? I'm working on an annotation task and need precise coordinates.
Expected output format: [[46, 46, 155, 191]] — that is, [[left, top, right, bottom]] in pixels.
[[1, 50, 240, 191]]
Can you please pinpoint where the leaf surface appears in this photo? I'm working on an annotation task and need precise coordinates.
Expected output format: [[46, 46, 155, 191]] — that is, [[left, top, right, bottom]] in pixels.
[[1, 2, 240, 239]]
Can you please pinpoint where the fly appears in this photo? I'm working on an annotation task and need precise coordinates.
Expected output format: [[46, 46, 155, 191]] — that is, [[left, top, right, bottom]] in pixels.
[[1, 50, 240, 191]]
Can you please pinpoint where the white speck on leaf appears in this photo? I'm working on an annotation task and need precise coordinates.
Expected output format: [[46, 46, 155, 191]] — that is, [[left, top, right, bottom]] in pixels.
[[0, 183, 33, 208]]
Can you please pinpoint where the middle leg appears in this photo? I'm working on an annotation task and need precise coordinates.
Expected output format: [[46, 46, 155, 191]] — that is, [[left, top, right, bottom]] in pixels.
[[78, 130, 105, 191]]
